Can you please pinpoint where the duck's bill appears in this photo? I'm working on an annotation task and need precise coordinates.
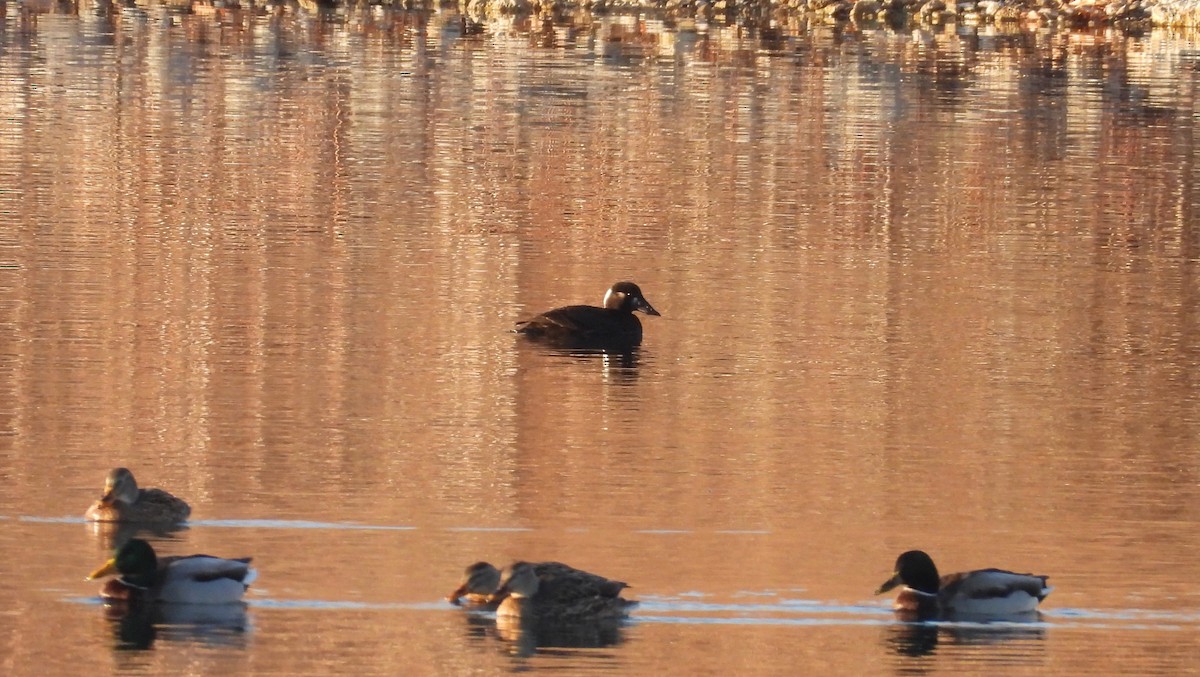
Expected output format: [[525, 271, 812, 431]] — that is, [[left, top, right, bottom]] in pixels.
[[638, 301, 661, 317], [446, 584, 468, 605], [87, 559, 119, 581], [874, 573, 902, 595], [487, 584, 511, 604], [97, 490, 117, 506]]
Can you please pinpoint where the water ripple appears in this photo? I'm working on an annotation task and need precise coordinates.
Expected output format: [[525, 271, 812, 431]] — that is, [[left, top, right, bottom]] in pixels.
[[64, 593, 1200, 630], [11, 515, 774, 535]]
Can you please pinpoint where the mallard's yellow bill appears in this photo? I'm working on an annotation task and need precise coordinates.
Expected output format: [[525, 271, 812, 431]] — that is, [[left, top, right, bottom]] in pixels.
[[87, 559, 119, 581], [874, 573, 902, 595]]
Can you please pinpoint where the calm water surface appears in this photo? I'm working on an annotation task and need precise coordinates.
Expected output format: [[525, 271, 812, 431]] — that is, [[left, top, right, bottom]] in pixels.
[[1, 3, 1199, 674]]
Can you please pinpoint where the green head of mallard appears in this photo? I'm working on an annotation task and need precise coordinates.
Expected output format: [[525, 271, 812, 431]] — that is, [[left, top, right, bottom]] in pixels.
[[87, 538, 158, 589], [875, 550, 941, 596]]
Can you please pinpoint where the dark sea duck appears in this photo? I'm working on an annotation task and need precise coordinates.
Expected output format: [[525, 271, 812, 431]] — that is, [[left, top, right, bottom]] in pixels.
[[485, 561, 637, 623], [875, 550, 1052, 621], [84, 467, 192, 524], [515, 281, 660, 350], [87, 538, 257, 606], [447, 561, 630, 612]]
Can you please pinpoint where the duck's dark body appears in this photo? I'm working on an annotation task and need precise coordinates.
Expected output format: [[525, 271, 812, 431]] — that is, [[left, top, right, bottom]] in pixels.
[[447, 560, 628, 609], [491, 561, 637, 623], [528, 561, 630, 602], [84, 468, 191, 524], [517, 306, 647, 348], [515, 281, 659, 350]]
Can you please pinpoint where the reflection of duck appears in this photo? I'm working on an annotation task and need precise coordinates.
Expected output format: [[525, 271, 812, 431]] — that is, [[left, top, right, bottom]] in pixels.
[[515, 281, 660, 350], [887, 621, 940, 658], [496, 611, 626, 658], [87, 518, 189, 554], [875, 550, 1051, 620], [454, 602, 625, 660], [84, 468, 191, 524], [108, 596, 251, 651], [448, 561, 629, 609], [489, 561, 636, 622], [886, 617, 1048, 659], [87, 538, 256, 605]]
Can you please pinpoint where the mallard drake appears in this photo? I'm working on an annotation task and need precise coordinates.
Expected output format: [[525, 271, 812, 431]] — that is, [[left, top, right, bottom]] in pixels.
[[447, 561, 629, 608], [87, 538, 256, 605], [487, 561, 636, 622], [515, 281, 660, 350], [84, 467, 192, 524], [875, 550, 1052, 619]]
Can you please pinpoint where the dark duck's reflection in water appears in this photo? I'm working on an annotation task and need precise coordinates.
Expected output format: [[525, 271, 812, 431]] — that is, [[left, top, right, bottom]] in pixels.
[[455, 605, 627, 660], [87, 518, 189, 554], [495, 613, 628, 658], [515, 281, 660, 350]]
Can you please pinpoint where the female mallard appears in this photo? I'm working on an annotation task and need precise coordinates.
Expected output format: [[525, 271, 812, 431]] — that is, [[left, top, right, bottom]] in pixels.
[[84, 467, 192, 524], [515, 281, 661, 350], [487, 561, 636, 622], [87, 538, 256, 605], [875, 550, 1051, 619], [447, 560, 629, 608]]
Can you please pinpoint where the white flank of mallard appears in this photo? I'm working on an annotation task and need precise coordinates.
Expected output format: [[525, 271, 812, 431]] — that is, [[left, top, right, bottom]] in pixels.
[[944, 570, 1052, 615], [156, 555, 256, 604]]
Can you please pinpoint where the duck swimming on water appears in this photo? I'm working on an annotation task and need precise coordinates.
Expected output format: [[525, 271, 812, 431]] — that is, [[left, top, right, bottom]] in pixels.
[[487, 561, 637, 622], [447, 560, 630, 610], [84, 467, 192, 524], [515, 281, 660, 350], [87, 538, 256, 605], [875, 550, 1052, 620]]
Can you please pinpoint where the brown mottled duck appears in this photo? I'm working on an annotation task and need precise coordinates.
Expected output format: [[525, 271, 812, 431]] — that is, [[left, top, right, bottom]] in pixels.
[[84, 467, 191, 524]]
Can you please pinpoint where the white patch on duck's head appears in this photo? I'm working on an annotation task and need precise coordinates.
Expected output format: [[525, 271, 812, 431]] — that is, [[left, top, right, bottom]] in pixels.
[[603, 287, 627, 310]]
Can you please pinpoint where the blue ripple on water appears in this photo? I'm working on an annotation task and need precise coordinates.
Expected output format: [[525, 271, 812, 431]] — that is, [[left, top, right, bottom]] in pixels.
[[65, 591, 1200, 629], [192, 519, 419, 531]]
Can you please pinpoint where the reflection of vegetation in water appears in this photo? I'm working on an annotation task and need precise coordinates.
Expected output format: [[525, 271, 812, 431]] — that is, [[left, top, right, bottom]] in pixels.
[[304, 0, 1194, 30], [14, 0, 1193, 103]]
